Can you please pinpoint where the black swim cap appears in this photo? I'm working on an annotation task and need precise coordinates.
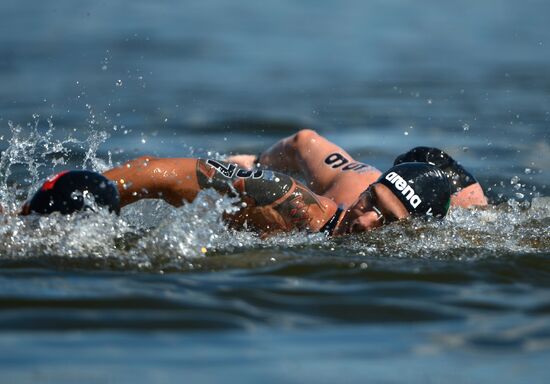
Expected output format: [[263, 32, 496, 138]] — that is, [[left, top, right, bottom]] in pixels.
[[25, 170, 120, 215], [377, 162, 451, 218], [393, 147, 477, 194]]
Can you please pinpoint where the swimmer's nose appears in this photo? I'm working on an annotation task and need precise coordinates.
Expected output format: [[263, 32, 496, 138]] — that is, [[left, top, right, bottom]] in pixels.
[[350, 211, 384, 233]]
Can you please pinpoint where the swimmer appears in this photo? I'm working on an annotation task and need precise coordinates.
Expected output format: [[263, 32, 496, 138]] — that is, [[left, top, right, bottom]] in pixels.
[[103, 157, 453, 235], [227, 129, 488, 209], [20, 152, 453, 237]]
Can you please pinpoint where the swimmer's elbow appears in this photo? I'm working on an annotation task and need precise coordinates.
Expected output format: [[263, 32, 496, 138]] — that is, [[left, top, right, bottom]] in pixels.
[[288, 129, 320, 153], [293, 129, 319, 143]]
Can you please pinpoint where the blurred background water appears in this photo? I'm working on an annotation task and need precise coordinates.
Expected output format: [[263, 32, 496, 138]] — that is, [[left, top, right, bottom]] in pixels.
[[0, 1, 549, 383]]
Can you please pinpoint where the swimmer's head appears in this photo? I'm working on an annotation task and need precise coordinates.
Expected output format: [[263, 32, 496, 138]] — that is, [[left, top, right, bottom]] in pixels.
[[22, 170, 120, 215], [377, 162, 451, 218], [394, 147, 453, 169], [393, 146, 477, 194]]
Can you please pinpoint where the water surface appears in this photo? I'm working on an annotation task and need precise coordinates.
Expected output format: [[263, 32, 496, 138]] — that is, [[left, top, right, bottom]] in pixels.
[[0, 1, 549, 383]]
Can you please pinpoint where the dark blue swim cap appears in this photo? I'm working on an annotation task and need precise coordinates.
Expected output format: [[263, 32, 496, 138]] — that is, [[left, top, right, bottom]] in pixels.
[[25, 170, 120, 215], [377, 162, 451, 218]]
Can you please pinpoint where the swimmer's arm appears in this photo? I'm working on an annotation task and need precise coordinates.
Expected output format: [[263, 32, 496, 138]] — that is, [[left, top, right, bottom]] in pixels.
[[103, 157, 202, 207], [229, 129, 361, 194], [103, 157, 336, 234]]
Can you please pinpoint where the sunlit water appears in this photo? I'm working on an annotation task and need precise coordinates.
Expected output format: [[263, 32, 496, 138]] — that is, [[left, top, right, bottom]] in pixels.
[[1, 1, 549, 383]]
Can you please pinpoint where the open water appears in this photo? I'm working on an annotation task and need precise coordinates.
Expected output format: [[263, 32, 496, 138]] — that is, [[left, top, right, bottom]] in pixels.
[[0, 1, 549, 383]]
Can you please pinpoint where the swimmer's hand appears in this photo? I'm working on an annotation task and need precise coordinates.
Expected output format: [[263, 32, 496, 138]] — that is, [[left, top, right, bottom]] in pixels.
[[226, 154, 257, 169]]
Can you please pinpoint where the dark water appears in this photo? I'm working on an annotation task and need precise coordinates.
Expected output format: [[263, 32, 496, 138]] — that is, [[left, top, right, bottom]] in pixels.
[[0, 1, 549, 383]]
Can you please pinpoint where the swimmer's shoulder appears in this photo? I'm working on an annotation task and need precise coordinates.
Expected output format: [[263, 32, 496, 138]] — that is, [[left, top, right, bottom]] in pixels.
[[451, 183, 488, 207], [322, 167, 381, 206]]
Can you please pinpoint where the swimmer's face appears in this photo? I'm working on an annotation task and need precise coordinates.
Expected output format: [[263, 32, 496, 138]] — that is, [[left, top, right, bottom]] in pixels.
[[340, 183, 410, 234]]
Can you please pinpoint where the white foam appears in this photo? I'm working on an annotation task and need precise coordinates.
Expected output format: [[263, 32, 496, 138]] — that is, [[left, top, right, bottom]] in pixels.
[[0, 123, 548, 271]]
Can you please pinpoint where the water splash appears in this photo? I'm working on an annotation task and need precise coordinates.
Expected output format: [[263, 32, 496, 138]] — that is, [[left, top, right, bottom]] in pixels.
[[0, 121, 548, 272], [0, 120, 257, 269], [130, 190, 250, 268], [2, 194, 545, 271], [0, 206, 130, 260], [336, 197, 549, 260], [0, 118, 110, 213]]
